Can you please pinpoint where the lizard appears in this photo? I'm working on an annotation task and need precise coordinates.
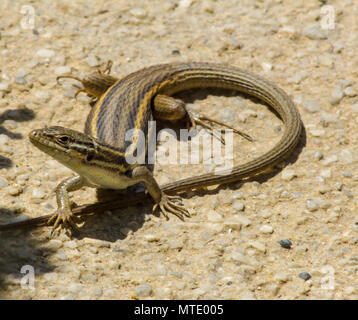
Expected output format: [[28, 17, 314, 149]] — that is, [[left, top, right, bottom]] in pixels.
[[24, 62, 301, 234]]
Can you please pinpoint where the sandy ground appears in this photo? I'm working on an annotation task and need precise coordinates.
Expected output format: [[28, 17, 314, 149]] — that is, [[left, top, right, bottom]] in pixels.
[[0, 0, 358, 300]]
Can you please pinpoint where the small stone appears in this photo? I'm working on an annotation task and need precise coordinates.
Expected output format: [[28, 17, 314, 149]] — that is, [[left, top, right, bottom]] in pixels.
[[48, 239, 63, 250], [318, 185, 331, 194], [274, 273, 289, 283], [339, 149, 354, 164], [207, 211, 223, 222], [303, 100, 320, 113], [0, 82, 11, 92], [220, 108, 236, 122], [320, 168, 331, 178], [334, 182, 343, 191], [333, 41, 345, 53], [15, 68, 30, 78], [134, 283, 152, 297], [298, 272, 311, 281], [261, 209, 272, 218], [303, 27, 327, 40], [232, 201, 245, 212], [31, 188, 45, 199], [314, 150, 323, 160], [310, 129, 325, 137], [307, 199, 319, 212], [0, 175, 9, 188], [55, 66, 71, 76], [8, 187, 22, 196], [281, 169, 297, 181], [342, 171, 352, 177], [247, 241, 266, 253], [279, 239, 292, 249], [36, 49, 55, 58], [331, 86, 344, 105], [15, 77, 26, 84], [259, 225, 273, 234], [351, 104, 358, 112], [343, 189, 353, 199], [143, 234, 160, 242], [85, 56, 99, 67], [167, 239, 183, 250], [130, 8, 147, 19], [344, 87, 357, 97], [322, 155, 338, 166], [64, 241, 77, 249], [261, 62, 272, 72], [231, 252, 250, 264]]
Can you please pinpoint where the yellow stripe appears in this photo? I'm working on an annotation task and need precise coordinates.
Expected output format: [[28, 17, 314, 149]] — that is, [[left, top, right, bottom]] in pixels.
[[89, 78, 123, 138]]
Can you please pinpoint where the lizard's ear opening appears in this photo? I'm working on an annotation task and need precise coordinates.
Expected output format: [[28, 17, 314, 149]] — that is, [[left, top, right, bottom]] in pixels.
[[86, 151, 94, 162]]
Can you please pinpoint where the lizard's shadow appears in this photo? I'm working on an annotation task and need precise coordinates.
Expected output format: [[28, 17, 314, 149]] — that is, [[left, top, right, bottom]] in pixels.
[[73, 88, 306, 242]]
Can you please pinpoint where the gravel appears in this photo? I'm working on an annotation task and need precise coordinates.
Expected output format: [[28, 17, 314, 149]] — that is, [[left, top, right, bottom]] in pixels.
[[1, 0, 357, 301]]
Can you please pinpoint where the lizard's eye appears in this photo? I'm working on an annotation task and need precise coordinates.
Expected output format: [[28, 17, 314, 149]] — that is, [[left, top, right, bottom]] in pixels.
[[58, 136, 69, 144]]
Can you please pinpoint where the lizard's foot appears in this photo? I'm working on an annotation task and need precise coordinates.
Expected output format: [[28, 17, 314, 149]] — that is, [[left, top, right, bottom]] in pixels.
[[153, 193, 190, 221], [188, 111, 254, 143], [48, 207, 80, 236]]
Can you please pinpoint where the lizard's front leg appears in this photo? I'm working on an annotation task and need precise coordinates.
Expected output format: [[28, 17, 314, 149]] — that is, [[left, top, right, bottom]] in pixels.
[[48, 175, 85, 234], [131, 166, 190, 220]]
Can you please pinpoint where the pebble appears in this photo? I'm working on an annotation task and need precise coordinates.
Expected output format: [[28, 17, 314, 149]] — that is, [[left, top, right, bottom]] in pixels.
[[261, 209, 273, 218], [318, 185, 331, 194], [320, 168, 331, 178], [48, 240, 63, 250], [333, 41, 345, 53], [130, 8, 147, 19], [8, 187, 22, 196], [303, 27, 327, 40], [298, 272, 311, 281], [339, 149, 354, 164], [0, 82, 11, 92], [330, 86, 344, 105], [351, 104, 358, 113], [36, 49, 55, 58], [134, 283, 152, 297], [302, 100, 320, 113], [279, 239, 292, 249], [314, 150, 323, 160], [15, 77, 26, 84], [261, 62, 272, 72], [334, 182, 343, 191], [281, 168, 297, 181], [310, 129, 325, 137], [55, 66, 71, 76], [85, 56, 99, 67], [232, 201, 245, 212], [322, 155, 338, 166], [274, 273, 289, 283], [344, 87, 357, 97], [247, 241, 266, 253], [31, 188, 45, 199], [167, 239, 184, 250], [307, 199, 319, 212], [0, 175, 9, 188], [207, 211, 223, 222], [231, 252, 250, 264], [259, 225, 273, 234], [15, 68, 30, 78], [220, 108, 236, 122], [342, 171, 352, 177]]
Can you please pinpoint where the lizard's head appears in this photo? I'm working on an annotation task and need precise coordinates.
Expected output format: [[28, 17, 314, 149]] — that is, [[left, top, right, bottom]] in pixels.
[[29, 126, 97, 165], [29, 126, 130, 174]]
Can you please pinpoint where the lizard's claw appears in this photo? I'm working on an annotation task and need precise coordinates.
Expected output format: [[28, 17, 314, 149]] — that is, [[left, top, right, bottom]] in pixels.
[[48, 207, 80, 236], [153, 193, 190, 221]]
